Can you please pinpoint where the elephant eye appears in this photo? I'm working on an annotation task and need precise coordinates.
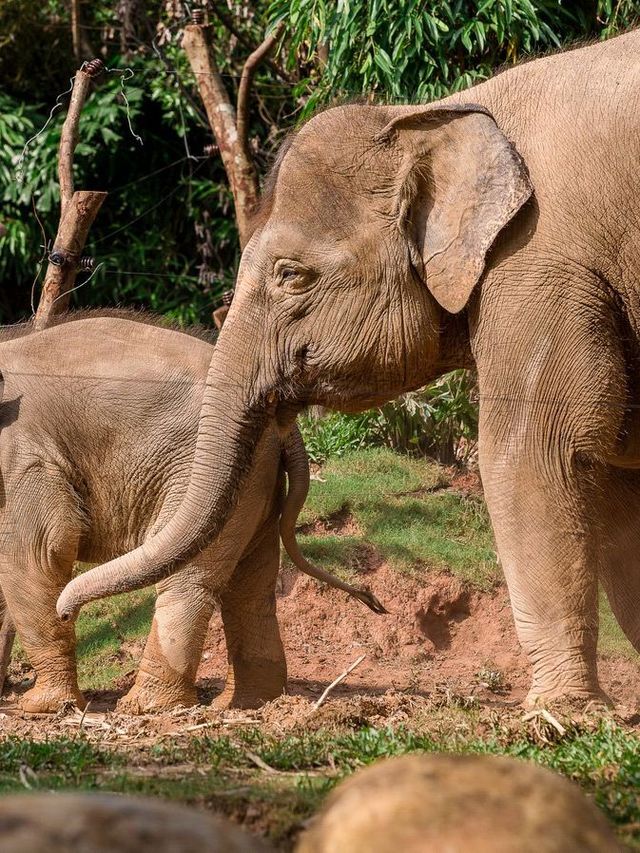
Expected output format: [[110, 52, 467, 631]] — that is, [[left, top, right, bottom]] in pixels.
[[273, 260, 313, 291]]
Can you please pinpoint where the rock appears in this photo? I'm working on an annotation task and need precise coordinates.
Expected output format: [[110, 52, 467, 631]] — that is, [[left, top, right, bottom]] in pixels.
[[0, 792, 270, 852], [297, 753, 622, 853]]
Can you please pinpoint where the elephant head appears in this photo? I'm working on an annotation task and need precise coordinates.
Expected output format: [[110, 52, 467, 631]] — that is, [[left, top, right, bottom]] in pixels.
[[57, 103, 532, 620]]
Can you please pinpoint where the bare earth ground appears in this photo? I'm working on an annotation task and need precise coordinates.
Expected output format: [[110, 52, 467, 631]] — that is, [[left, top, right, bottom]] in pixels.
[[1, 462, 638, 730], [1, 563, 638, 734]]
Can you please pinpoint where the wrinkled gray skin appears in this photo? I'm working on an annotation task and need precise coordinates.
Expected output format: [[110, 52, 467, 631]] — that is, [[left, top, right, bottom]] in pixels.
[[61, 31, 640, 706], [0, 313, 381, 714]]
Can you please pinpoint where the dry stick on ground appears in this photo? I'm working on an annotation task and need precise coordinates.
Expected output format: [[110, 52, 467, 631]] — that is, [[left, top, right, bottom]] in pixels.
[[34, 61, 107, 330], [312, 655, 367, 711], [182, 21, 285, 249]]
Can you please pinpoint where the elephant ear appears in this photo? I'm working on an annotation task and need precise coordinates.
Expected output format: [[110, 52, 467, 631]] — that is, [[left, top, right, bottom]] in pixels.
[[378, 105, 532, 313]]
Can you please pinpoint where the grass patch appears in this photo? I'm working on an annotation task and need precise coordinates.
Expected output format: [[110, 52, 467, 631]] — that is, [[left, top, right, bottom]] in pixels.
[[0, 720, 637, 848], [297, 448, 497, 588], [75, 588, 155, 690], [0, 738, 116, 791], [598, 589, 639, 660]]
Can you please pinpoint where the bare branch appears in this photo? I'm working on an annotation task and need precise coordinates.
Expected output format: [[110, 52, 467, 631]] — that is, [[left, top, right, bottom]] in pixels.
[[183, 24, 260, 248], [237, 23, 285, 169], [59, 68, 93, 215], [207, 4, 291, 84]]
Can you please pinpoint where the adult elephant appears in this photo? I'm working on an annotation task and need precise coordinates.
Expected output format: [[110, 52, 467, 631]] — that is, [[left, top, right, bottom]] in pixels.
[[59, 30, 640, 705]]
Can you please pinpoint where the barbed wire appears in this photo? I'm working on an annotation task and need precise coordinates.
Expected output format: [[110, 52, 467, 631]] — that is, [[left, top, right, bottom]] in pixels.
[[105, 66, 144, 146], [15, 77, 76, 184], [49, 262, 107, 307], [93, 157, 208, 244]]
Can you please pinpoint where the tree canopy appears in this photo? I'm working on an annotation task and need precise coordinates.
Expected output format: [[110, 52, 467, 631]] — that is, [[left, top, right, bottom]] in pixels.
[[0, 0, 637, 324]]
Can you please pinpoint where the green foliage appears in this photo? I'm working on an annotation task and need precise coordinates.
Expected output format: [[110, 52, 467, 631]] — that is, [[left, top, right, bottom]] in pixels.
[[0, 1, 289, 325], [377, 371, 479, 463], [299, 372, 478, 464], [268, 1, 638, 116], [298, 409, 380, 463]]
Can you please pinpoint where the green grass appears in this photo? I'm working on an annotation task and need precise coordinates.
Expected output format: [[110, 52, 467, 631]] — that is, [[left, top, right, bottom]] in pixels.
[[75, 589, 154, 689], [598, 590, 638, 660], [0, 720, 637, 848], [297, 448, 498, 588]]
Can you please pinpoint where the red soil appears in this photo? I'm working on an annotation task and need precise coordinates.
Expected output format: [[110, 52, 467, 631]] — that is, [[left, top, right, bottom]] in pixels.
[[200, 561, 640, 711]]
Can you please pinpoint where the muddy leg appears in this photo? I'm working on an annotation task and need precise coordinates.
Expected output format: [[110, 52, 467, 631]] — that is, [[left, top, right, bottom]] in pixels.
[[215, 519, 286, 709], [0, 471, 84, 713], [118, 563, 217, 714], [0, 590, 15, 695]]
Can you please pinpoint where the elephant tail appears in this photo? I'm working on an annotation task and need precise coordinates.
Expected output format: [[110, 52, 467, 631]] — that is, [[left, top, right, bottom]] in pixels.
[[280, 427, 388, 615]]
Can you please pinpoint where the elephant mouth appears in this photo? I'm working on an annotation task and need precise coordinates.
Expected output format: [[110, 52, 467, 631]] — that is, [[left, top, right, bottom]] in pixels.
[[275, 399, 306, 432]]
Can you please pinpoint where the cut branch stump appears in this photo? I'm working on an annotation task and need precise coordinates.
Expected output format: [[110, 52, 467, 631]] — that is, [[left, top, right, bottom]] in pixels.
[[34, 62, 107, 330]]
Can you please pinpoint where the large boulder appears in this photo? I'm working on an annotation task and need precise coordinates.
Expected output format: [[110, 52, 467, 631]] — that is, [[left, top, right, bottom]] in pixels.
[[297, 753, 621, 853], [0, 792, 270, 852]]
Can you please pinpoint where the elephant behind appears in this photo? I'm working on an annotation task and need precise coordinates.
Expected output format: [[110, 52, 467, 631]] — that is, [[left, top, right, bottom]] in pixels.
[[0, 312, 380, 713]]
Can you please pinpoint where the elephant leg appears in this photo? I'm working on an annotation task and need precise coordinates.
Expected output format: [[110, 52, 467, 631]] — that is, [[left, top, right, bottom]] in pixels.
[[480, 445, 605, 707], [214, 518, 286, 709], [118, 562, 217, 714], [0, 470, 84, 713], [0, 554, 83, 713], [472, 264, 629, 706], [598, 469, 640, 651], [0, 588, 16, 695]]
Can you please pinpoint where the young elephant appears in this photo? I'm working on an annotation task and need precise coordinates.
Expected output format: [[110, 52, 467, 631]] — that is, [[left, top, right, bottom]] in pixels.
[[0, 312, 382, 714]]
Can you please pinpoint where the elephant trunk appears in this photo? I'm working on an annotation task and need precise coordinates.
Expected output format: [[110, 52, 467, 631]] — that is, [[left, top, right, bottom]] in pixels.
[[280, 429, 388, 615], [56, 327, 268, 622]]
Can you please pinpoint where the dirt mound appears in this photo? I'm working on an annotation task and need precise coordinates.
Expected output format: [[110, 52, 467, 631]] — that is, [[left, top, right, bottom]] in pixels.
[[200, 564, 639, 709], [296, 506, 362, 537]]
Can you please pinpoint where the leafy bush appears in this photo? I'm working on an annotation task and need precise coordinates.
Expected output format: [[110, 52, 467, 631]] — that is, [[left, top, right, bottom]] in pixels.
[[298, 409, 380, 463], [377, 371, 479, 465], [300, 371, 478, 465]]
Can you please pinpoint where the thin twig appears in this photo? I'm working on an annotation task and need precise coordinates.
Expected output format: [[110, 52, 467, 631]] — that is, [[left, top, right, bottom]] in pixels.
[[237, 23, 285, 166], [313, 655, 366, 711], [208, 5, 291, 83], [522, 708, 567, 737], [72, 699, 92, 740]]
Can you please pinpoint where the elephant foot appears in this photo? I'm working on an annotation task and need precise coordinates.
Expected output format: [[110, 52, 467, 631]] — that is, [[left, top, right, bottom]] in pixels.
[[523, 684, 612, 711], [213, 659, 287, 710], [117, 674, 198, 715], [21, 683, 86, 715]]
